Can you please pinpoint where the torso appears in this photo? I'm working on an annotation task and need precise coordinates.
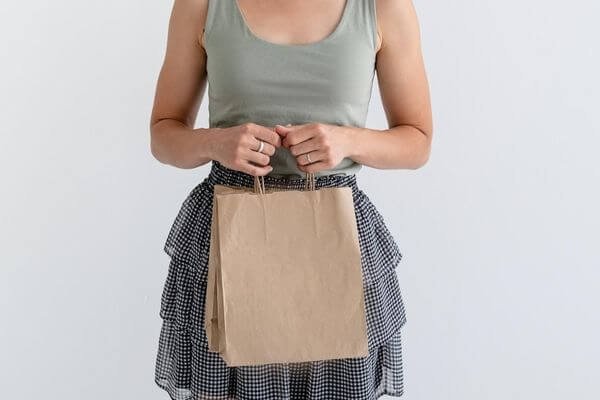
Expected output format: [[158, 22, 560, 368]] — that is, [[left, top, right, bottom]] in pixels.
[[200, 0, 380, 178]]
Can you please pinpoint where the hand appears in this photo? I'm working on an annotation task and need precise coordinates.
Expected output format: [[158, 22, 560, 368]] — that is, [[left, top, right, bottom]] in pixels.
[[212, 122, 282, 176], [274, 123, 351, 174]]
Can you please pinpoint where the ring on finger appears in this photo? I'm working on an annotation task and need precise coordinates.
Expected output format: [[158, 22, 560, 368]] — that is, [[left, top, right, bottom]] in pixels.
[[306, 152, 312, 163], [256, 140, 265, 153]]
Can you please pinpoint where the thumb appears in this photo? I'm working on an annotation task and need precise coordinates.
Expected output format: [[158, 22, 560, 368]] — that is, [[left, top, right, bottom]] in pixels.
[[274, 123, 293, 136]]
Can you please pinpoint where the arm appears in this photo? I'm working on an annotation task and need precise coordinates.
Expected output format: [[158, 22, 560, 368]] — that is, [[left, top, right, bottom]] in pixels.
[[149, 0, 215, 169], [346, 0, 433, 170], [149, 0, 280, 174]]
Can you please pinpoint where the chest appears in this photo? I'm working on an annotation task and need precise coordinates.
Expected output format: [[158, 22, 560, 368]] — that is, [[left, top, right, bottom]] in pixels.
[[233, 0, 349, 47], [205, 39, 375, 106]]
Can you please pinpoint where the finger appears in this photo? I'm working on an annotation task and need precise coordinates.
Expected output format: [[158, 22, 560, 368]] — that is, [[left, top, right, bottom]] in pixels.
[[243, 147, 271, 166], [251, 137, 276, 156], [274, 127, 288, 139], [274, 123, 297, 131], [281, 125, 315, 147], [240, 159, 273, 176], [297, 149, 326, 166], [274, 124, 294, 137], [298, 160, 328, 174], [274, 123, 307, 141], [252, 126, 282, 148], [289, 137, 320, 157]]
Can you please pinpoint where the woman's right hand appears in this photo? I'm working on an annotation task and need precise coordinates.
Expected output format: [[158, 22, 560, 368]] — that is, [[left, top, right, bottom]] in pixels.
[[211, 122, 282, 176]]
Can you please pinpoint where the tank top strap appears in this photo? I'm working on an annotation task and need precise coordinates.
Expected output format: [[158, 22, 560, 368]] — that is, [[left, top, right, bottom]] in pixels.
[[202, 0, 242, 47], [350, 0, 379, 52]]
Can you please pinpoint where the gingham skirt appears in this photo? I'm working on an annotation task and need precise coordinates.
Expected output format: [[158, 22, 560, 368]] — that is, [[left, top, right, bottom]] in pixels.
[[154, 160, 407, 400]]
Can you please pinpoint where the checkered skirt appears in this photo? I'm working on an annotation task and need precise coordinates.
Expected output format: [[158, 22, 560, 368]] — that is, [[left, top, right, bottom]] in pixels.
[[154, 160, 407, 399]]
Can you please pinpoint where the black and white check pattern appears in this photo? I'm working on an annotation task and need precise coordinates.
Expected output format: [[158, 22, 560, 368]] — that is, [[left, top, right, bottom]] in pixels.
[[155, 160, 407, 399]]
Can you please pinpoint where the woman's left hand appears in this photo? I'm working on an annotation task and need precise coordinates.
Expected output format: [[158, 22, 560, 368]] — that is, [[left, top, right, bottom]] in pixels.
[[274, 123, 352, 174]]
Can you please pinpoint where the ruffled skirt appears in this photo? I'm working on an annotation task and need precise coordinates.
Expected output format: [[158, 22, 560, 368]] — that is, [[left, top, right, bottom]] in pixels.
[[154, 160, 407, 399]]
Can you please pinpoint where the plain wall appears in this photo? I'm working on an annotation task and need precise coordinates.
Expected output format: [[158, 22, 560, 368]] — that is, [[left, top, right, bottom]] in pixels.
[[1, 0, 598, 399]]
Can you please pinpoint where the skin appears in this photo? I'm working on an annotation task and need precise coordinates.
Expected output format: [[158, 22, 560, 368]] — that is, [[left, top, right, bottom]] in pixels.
[[150, 0, 433, 176]]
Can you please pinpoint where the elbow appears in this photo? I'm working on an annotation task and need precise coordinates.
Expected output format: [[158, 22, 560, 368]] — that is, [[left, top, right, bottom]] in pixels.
[[413, 147, 430, 169], [149, 126, 167, 165], [408, 150, 429, 170], [150, 138, 161, 163], [150, 133, 159, 160], [409, 127, 432, 170]]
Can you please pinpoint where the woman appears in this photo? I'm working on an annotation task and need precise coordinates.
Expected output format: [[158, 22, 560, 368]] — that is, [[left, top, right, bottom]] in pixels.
[[150, 0, 432, 398]]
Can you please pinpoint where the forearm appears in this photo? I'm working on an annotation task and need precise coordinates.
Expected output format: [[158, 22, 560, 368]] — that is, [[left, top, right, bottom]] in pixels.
[[344, 125, 431, 170], [150, 119, 218, 169]]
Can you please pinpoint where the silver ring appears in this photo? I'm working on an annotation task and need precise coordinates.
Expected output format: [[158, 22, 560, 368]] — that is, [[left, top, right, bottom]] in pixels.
[[306, 152, 312, 163], [256, 140, 265, 153]]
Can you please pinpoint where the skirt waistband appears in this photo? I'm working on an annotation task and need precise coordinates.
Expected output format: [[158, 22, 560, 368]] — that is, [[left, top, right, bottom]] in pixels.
[[203, 160, 360, 195]]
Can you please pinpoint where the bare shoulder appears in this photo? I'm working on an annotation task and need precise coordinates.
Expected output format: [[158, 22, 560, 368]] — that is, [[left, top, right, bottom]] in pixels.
[[375, 0, 421, 55]]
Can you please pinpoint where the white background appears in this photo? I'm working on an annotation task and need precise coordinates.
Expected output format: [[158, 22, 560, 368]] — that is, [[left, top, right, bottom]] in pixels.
[[1, 0, 599, 399]]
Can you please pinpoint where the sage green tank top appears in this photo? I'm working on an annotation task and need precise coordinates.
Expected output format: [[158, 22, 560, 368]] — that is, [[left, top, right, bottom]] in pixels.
[[202, 0, 378, 178]]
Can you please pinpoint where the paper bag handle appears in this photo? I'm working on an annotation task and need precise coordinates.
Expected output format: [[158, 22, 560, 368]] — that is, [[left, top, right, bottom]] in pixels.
[[254, 171, 315, 194]]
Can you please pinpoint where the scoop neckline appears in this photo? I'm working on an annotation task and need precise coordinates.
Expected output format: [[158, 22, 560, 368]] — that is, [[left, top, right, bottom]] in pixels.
[[233, 0, 350, 49]]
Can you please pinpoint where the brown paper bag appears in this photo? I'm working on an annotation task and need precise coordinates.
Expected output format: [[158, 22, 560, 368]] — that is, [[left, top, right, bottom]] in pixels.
[[205, 174, 368, 367], [205, 184, 251, 352]]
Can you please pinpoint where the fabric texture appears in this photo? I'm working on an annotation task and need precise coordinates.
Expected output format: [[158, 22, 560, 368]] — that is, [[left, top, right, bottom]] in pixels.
[[154, 160, 407, 399], [202, 0, 379, 178]]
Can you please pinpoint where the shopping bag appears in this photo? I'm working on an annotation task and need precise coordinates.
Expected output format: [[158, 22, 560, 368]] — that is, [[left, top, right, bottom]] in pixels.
[[205, 182, 279, 354], [205, 183, 252, 353], [204, 172, 368, 367]]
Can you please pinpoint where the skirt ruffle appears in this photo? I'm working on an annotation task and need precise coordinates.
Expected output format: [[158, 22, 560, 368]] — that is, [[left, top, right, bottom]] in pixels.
[[155, 160, 407, 399]]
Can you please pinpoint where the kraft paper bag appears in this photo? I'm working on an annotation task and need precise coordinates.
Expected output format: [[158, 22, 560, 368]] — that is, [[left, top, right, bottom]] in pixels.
[[205, 184, 251, 352], [204, 175, 368, 367]]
